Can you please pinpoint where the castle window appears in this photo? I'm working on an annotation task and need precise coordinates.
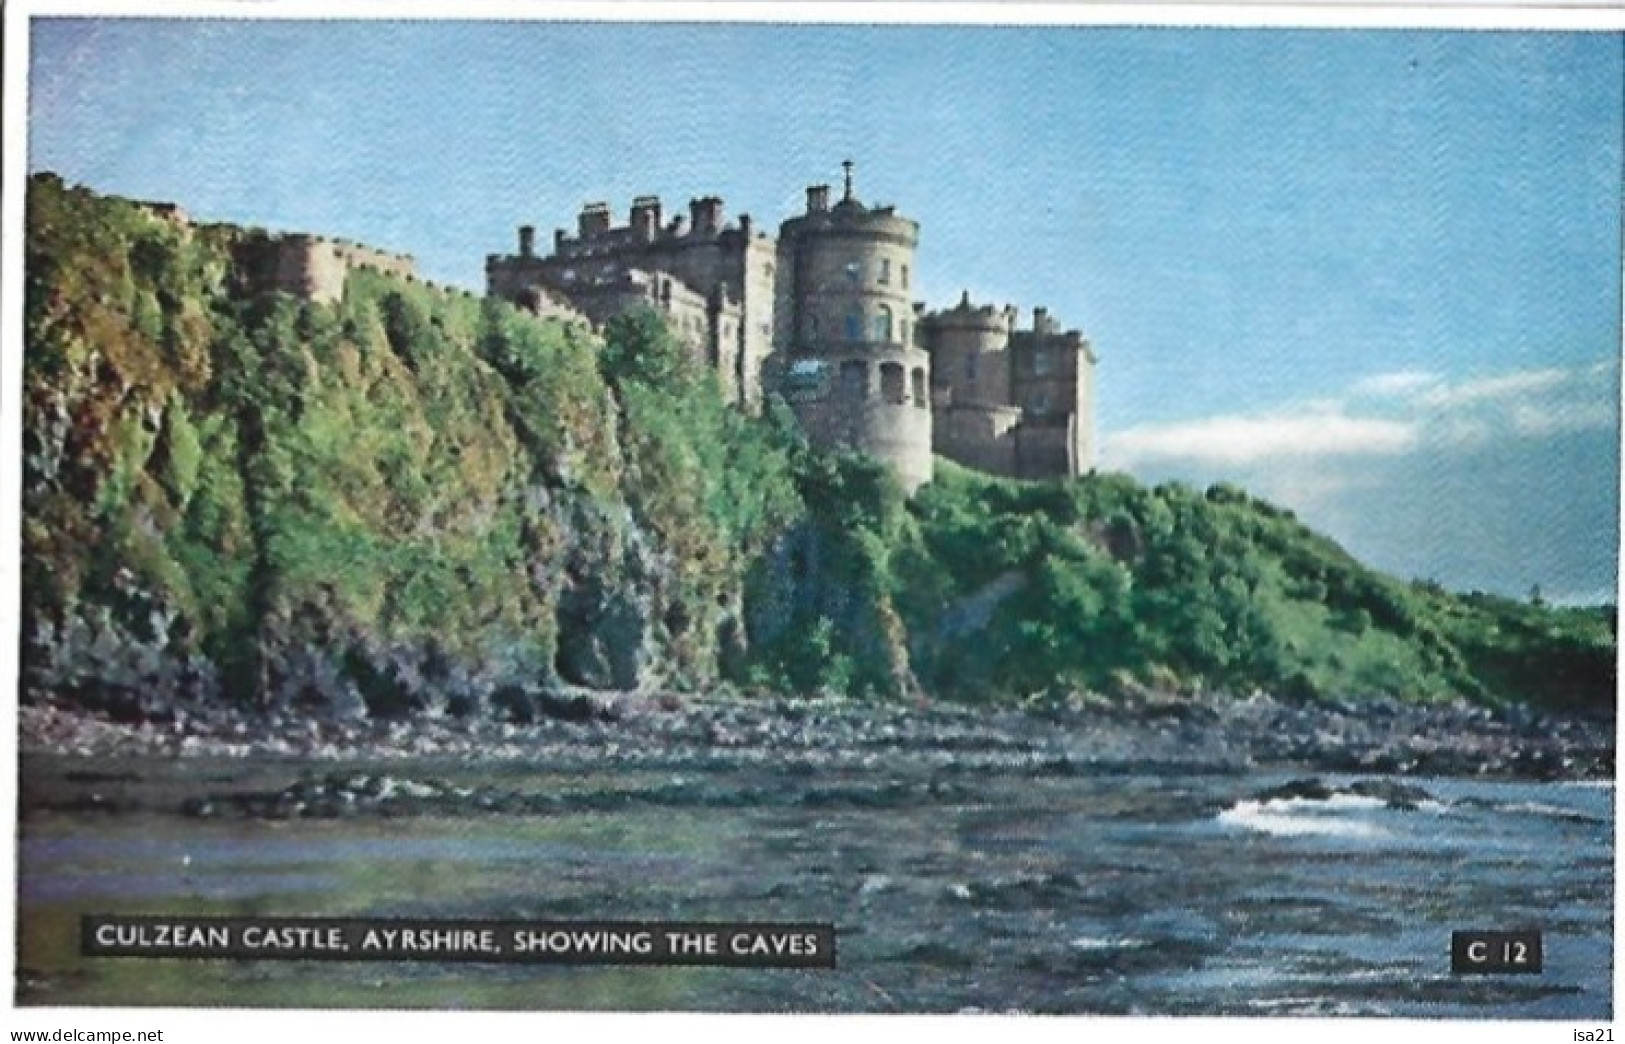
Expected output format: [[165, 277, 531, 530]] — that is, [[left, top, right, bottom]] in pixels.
[[966, 354, 979, 381], [873, 305, 894, 342], [840, 360, 869, 398], [1028, 391, 1051, 417], [900, 320, 909, 345], [845, 311, 863, 342], [878, 259, 891, 285], [880, 362, 906, 405], [809, 315, 822, 338], [911, 368, 928, 408], [1033, 347, 1052, 376], [844, 261, 863, 284], [901, 265, 909, 290], [785, 359, 829, 402]]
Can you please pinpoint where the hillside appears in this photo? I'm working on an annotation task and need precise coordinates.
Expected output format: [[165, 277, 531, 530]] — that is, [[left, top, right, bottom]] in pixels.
[[20, 175, 1617, 724]]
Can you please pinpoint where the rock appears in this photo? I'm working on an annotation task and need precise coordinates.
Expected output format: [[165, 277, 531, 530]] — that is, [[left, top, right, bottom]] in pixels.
[[1346, 779, 1434, 809], [1253, 778, 1336, 803]]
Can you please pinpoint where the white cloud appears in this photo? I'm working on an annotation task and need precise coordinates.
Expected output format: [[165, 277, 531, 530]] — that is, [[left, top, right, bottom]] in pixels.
[[1104, 357, 1618, 470], [1105, 411, 1418, 468], [1510, 401, 1618, 437], [1099, 357, 1619, 600], [1416, 367, 1571, 408], [1548, 585, 1620, 608], [1348, 370, 1440, 398]]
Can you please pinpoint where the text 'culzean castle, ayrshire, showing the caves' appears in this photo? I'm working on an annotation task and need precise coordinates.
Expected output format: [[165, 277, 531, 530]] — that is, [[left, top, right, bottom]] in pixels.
[[486, 163, 1098, 494], [201, 162, 1096, 495]]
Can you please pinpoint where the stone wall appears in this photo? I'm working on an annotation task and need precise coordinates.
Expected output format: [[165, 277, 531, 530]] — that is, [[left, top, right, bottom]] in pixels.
[[512, 284, 593, 328], [1010, 321, 1096, 478], [786, 349, 934, 495], [233, 233, 418, 305], [560, 268, 743, 384], [933, 403, 1023, 477]]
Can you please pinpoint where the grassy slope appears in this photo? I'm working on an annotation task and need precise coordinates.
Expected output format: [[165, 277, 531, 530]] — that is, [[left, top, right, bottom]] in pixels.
[[896, 463, 1614, 712]]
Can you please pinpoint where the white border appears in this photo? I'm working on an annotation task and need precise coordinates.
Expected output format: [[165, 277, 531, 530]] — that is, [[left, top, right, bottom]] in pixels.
[[3, 1, 1625, 27], [2, 5, 1620, 1044]]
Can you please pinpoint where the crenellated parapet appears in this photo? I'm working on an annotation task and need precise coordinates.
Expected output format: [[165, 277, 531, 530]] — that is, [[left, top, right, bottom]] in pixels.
[[231, 231, 417, 305]]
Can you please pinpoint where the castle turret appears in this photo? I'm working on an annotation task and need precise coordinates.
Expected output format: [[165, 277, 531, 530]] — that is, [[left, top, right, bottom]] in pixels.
[[920, 292, 1023, 476], [922, 291, 1016, 409], [776, 163, 931, 494]]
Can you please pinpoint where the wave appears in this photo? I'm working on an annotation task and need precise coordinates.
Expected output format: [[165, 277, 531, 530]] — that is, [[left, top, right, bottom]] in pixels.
[[1213, 778, 1431, 838], [1494, 800, 1607, 825], [1216, 795, 1387, 838], [1216, 775, 1609, 838]]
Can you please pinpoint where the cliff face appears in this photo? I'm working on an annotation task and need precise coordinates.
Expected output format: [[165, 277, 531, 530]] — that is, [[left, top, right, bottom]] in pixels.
[[21, 176, 1616, 722], [21, 175, 861, 720]]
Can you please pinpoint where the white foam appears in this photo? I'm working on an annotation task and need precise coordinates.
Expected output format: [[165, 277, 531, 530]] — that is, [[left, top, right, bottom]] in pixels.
[[1217, 795, 1386, 838], [1499, 799, 1590, 819], [1069, 936, 1149, 951], [1271, 793, 1386, 813]]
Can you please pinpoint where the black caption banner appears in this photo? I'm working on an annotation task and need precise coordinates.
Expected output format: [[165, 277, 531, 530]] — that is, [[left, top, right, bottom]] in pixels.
[[83, 916, 836, 968]]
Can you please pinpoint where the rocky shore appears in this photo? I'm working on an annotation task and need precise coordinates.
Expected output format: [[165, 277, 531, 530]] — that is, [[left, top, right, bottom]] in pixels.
[[18, 687, 1616, 782]]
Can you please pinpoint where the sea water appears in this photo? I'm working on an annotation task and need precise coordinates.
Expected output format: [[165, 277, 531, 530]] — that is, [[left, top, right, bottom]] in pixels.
[[15, 763, 1614, 1015]]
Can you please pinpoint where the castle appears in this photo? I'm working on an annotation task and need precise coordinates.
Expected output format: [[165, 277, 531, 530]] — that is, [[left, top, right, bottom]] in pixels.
[[166, 163, 1096, 494], [486, 164, 1097, 494]]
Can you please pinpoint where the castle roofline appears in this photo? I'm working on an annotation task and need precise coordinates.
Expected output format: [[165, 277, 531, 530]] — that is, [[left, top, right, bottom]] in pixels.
[[239, 227, 415, 266], [778, 204, 919, 245], [921, 290, 1016, 329]]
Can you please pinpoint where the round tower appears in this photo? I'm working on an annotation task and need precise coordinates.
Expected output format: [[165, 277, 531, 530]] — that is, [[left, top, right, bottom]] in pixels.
[[921, 291, 1015, 409], [778, 163, 932, 493]]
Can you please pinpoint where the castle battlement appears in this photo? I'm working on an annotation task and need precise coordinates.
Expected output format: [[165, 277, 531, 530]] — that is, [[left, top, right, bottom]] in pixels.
[[924, 291, 1019, 332], [544, 195, 768, 264], [230, 229, 418, 305], [780, 187, 919, 247]]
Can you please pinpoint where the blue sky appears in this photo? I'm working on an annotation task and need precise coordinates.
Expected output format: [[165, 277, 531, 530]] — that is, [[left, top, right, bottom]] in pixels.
[[26, 19, 1623, 602]]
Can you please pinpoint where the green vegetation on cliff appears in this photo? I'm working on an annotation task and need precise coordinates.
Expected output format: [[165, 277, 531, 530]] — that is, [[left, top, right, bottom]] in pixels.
[[21, 175, 1615, 720]]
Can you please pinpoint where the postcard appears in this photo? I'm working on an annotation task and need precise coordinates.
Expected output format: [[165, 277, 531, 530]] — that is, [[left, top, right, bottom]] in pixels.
[[5, 4, 1619, 1039]]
